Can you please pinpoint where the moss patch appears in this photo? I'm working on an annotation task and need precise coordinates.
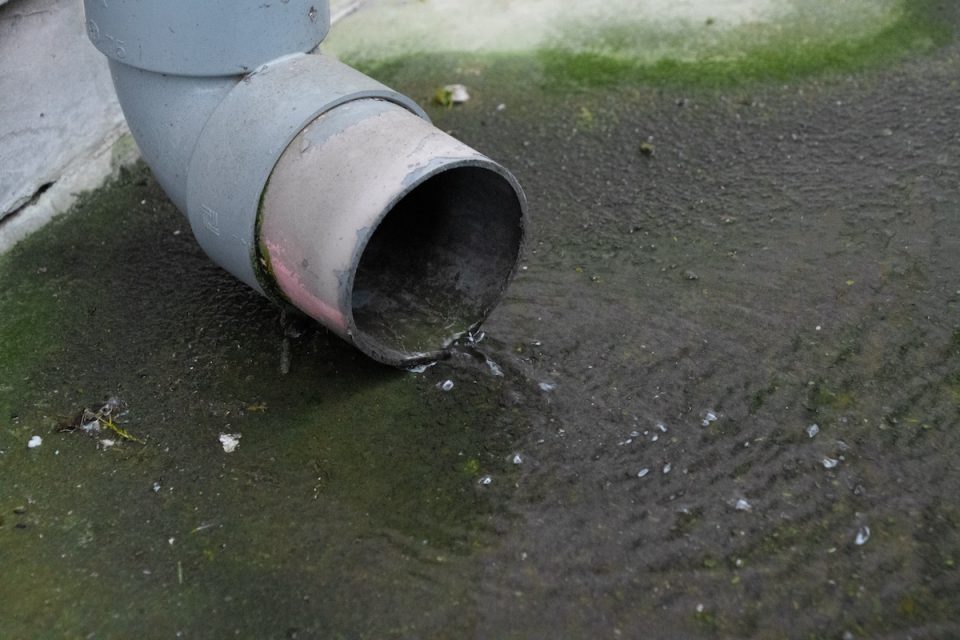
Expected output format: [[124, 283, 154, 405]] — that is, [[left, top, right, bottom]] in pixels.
[[332, 0, 952, 89]]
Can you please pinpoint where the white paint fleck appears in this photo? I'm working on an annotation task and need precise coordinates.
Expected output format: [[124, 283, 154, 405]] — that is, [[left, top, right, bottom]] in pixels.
[[443, 84, 470, 104], [855, 526, 870, 546], [219, 433, 242, 453], [27, 435, 42, 449], [822, 457, 839, 469], [637, 468, 650, 478]]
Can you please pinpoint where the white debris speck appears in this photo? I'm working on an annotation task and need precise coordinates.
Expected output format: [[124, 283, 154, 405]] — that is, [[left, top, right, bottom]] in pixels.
[[406, 362, 436, 374], [438, 379, 455, 392], [702, 411, 718, 427], [486, 358, 504, 377], [538, 382, 556, 392], [27, 435, 42, 449], [99, 438, 116, 450], [695, 603, 704, 613], [816, 325, 822, 331], [657, 423, 668, 433], [637, 468, 650, 478], [511, 453, 523, 465], [806, 423, 820, 438], [735, 498, 752, 512], [443, 84, 470, 104], [80, 419, 100, 434], [219, 433, 242, 453], [855, 526, 870, 546], [168, 537, 175, 546], [629, 430, 641, 438], [662, 463, 672, 474], [152, 482, 162, 493], [822, 457, 839, 469], [496, 103, 506, 112], [478, 475, 493, 486], [651, 434, 659, 442]]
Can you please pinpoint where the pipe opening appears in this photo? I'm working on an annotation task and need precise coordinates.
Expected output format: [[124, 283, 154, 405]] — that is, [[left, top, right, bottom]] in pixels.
[[351, 166, 524, 357]]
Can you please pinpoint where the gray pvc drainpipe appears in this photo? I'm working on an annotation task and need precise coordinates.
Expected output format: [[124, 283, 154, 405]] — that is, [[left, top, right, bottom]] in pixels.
[[82, 0, 526, 367]]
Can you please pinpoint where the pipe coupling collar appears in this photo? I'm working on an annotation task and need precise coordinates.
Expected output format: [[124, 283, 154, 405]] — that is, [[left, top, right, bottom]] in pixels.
[[185, 53, 428, 294]]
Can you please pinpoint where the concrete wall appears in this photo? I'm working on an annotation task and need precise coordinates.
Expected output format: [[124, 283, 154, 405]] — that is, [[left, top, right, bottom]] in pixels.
[[0, 0, 132, 252], [0, 0, 363, 254]]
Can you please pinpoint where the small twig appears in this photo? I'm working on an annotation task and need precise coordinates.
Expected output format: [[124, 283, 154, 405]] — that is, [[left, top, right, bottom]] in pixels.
[[97, 415, 145, 445]]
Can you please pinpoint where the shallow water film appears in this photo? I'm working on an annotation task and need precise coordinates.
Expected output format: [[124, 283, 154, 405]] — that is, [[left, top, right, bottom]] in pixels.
[[2, 1, 960, 637]]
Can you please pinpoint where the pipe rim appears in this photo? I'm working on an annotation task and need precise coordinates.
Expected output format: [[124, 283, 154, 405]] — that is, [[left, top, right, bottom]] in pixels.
[[344, 158, 527, 367]]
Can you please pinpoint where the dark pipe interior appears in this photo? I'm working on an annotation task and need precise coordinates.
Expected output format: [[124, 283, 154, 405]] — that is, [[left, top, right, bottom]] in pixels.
[[351, 166, 524, 357]]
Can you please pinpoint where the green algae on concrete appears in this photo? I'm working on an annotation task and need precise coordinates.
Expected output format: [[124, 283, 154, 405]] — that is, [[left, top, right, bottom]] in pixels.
[[0, 165, 523, 637], [325, 0, 952, 87]]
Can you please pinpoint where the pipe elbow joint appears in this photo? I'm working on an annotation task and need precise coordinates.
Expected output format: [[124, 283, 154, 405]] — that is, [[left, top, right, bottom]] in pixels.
[[83, 1, 527, 367]]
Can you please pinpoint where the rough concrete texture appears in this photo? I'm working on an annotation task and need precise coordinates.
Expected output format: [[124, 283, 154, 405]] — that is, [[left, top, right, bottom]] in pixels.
[[2, 0, 960, 638], [0, 0, 126, 219]]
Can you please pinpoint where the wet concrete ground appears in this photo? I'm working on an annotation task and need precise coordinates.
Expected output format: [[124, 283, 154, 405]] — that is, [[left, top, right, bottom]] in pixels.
[[3, 2, 960, 638]]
